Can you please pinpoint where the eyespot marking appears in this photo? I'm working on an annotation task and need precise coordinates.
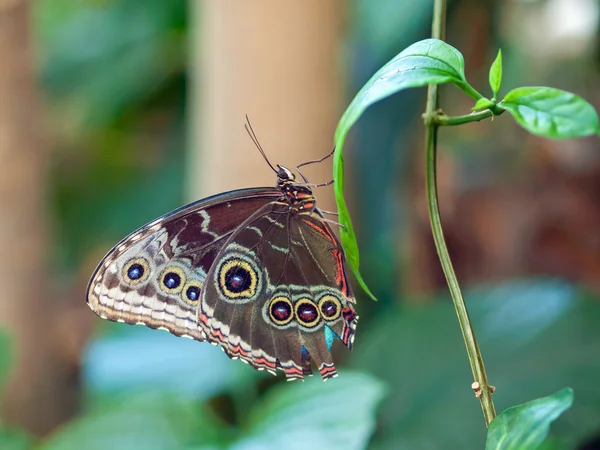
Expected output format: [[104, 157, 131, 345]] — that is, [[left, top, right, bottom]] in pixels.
[[218, 258, 258, 299], [268, 296, 294, 326], [181, 280, 203, 306], [122, 258, 151, 285], [159, 267, 186, 295], [295, 298, 320, 328], [318, 295, 341, 322]]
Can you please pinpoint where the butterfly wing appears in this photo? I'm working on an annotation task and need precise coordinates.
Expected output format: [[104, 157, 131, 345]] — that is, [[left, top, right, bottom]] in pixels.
[[86, 188, 281, 341], [199, 203, 358, 380]]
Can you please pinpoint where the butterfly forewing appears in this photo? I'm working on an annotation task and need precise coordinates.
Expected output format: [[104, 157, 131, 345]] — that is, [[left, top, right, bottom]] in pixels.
[[86, 188, 280, 341]]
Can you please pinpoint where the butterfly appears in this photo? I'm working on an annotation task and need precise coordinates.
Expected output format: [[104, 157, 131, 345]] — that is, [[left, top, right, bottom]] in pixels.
[[86, 125, 358, 381]]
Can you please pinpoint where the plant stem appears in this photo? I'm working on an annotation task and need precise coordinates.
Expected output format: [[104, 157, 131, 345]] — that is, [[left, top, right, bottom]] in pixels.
[[456, 81, 485, 102], [436, 108, 504, 126], [425, 0, 497, 426]]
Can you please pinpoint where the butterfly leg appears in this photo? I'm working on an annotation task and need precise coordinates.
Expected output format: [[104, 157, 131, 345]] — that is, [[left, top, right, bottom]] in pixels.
[[312, 215, 347, 231], [318, 209, 339, 216]]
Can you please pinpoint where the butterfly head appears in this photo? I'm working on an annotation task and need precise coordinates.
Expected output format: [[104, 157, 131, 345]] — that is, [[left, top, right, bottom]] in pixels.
[[276, 165, 296, 182], [275, 165, 316, 213]]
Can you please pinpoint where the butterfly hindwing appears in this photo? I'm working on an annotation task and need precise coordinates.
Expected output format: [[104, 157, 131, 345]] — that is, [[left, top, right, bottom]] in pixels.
[[199, 202, 358, 380]]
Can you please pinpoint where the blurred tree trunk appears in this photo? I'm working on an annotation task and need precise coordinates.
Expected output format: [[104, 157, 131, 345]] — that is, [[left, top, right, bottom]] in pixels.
[[0, 0, 77, 436], [191, 0, 344, 212]]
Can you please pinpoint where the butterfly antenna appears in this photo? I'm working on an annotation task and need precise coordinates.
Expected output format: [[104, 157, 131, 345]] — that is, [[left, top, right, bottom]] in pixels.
[[296, 146, 336, 183], [245, 115, 277, 173]]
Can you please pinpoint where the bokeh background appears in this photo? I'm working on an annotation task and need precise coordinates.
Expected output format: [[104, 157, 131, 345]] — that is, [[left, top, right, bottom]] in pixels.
[[1, 0, 600, 449]]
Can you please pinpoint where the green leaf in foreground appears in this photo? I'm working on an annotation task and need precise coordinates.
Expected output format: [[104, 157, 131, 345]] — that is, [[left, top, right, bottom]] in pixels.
[[489, 49, 502, 99], [233, 371, 386, 450], [334, 38, 473, 299], [499, 87, 599, 139], [485, 387, 574, 450], [39, 393, 228, 450], [352, 279, 599, 449], [338, 39, 467, 134]]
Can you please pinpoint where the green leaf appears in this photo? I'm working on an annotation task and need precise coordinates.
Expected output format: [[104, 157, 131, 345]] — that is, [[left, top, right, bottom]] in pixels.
[[234, 371, 386, 450], [337, 39, 467, 134], [499, 87, 599, 139], [535, 437, 571, 450], [473, 98, 495, 111], [39, 393, 229, 450], [334, 39, 473, 299], [485, 388, 574, 450], [332, 142, 377, 300], [85, 326, 260, 401], [489, 49, 502, 98], [352, 279, 600, 449]]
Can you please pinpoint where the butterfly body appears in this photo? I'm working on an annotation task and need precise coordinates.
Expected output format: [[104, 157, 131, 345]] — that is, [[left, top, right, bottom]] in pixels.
[[87, 165, 358, 380]]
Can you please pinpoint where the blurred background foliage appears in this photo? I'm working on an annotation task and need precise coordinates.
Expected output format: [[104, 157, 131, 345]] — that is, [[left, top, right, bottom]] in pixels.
[[1, 0, 600, 448]]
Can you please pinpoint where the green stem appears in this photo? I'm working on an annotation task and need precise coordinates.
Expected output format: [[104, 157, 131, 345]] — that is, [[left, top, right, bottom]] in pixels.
[[436, 108, 504, 126], [425, 0, 497, 426], [456, 81, 485, 102]]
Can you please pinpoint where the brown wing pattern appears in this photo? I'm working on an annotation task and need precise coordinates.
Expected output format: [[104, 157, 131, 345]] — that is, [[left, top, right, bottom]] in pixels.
[[87, 187, 358, 381], [86, 188, 280, 341], [199, 204, 358, 380]]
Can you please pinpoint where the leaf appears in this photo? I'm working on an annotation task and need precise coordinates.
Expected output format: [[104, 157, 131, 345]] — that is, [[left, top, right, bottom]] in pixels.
[[352, 279, 600, 449], [499, 87, 599, 139], [232, 371, 386, 450], [334, 39, 470, 299], [473, 98, 496, 111], [535, 437, 571, 450], [38, 393, 228, 450], [489, 49, 502, 98], [84, 325, 260, 401], [485, 388, 574, 450], [337, 39, 467, 133]]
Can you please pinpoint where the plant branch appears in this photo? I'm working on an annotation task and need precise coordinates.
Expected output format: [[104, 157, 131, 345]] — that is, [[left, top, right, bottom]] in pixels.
[[435, 108, 504, 126], [425, 0, 497, 426]]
